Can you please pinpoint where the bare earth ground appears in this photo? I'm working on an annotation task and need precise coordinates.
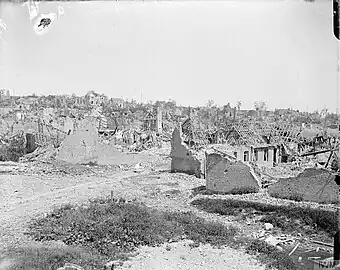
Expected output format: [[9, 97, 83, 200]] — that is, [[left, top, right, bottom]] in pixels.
[[0, 147, 335, 269], [0, 147, 268, 270]]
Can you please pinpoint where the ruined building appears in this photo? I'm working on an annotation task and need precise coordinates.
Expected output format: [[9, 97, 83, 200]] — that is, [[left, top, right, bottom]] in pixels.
[[142, 106, 163, 134], [0, 89, 10, 100], [170, 127, 205, 178], [219, 121, 281, 167]]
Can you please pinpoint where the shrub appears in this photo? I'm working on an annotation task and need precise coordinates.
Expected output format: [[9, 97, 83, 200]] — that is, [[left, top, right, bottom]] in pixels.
[[23, 198, 239, 269], [191, 198, 337, 236]]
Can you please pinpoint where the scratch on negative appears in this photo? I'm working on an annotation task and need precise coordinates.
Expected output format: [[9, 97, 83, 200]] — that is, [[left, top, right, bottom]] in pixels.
[[22, 0, 40, 21], [0, 17, 7, 42], [22, 0, 65, 35]]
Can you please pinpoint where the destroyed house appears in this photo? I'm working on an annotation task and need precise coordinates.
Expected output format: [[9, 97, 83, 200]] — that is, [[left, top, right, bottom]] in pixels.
[[211, 128, 229, 144], [142, 107, 163, 134], [224, 121, 280, 166], [143, 111, 156, 131], [181, 116, 208, 148], [110, 98, 125, 108], [121, 129, 141, 144], [0, 89, 10, 100], [85, 90, 108, 107]]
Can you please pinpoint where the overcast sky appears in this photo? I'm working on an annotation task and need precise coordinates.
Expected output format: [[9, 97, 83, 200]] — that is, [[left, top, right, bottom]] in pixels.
[[0, 0, 337, 112]]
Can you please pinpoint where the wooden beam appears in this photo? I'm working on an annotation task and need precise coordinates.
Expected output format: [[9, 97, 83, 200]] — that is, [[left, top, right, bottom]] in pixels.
[[311, 240, 333, 248], [325, 151, 334, 168], [300, 148, 334, 157]]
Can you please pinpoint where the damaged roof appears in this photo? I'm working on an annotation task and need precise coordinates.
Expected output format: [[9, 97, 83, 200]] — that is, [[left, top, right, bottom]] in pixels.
[[224, 121, 268, 147]]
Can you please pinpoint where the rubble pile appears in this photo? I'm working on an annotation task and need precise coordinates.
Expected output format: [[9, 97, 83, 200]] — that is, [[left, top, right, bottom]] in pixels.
[[253, 163, 304, 188], [30, 162, 94, 176], [127, 132, 171, 153], [0, 161, 29, 174], [19, 145, 58, 163], [56, 120, 99, 165], [252, 228, 298, 251]]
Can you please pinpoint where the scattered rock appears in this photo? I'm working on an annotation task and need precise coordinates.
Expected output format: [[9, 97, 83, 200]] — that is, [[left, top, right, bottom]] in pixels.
[[265, 235, 280, 246], [134, 163, 141, 170], [57, 262, 84, 270], [105, 260, 121, 270], [276, 245, 283, 251], [258, 230, 266, 238], [264, 223, 273, 230]]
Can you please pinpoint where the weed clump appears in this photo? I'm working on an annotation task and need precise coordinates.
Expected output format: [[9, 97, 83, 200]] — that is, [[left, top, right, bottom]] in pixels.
[[191, 198, 337, 236], [20, 198, 238, 269]]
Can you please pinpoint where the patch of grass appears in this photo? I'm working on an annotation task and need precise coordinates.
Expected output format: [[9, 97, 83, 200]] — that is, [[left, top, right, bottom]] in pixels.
[[228, 186, 259, 195], [164, 189, 181, 196], [270, 191, 303, 203], [19, 198, 238, 269], [246, 239, 296, 270], [190, 185, 258, 197], [191, 198, 337, 236], [287, 193, 304, 202], [270, 191, 338, 205], [191, 186, 213, 197], [6, 245, 105, 270]]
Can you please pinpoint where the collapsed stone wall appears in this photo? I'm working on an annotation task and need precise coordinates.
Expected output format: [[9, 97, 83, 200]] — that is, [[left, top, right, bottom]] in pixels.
[[170, 127, 204, 178], [56, 119, 99, 164], [205, 151, 261, 193], [268, 168, 339, 204]]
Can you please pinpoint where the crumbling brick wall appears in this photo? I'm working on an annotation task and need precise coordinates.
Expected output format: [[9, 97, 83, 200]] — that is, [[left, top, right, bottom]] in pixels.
[[170, 127, 204, 178], [206, 152, 261, 194], [268, 168, 339, 204]]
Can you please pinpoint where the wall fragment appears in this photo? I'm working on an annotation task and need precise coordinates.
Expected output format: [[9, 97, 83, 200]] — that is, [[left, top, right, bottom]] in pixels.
[[268, 168, 339, 204], [206, 151, 261, 194], [170, 127, 204, 178]]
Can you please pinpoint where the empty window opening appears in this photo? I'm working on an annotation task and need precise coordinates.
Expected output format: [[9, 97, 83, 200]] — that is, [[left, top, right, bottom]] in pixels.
[[243, 151, 249, 162], [254, 150, 258, 161], [264, 149, 268, 161]]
